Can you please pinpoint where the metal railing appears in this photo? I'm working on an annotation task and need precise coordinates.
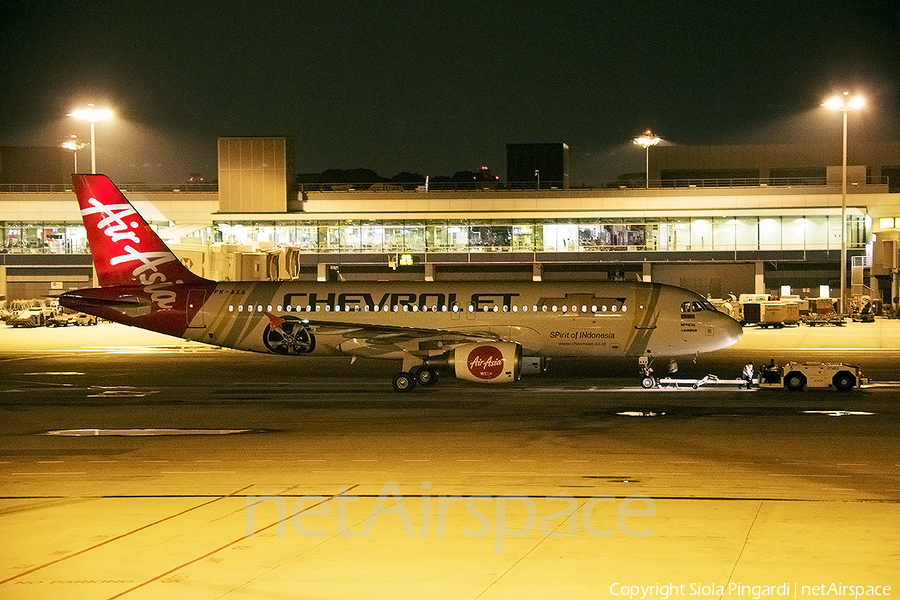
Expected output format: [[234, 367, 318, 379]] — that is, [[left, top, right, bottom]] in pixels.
[[300, 176, 890, 192], [0, 176, 890, 194], [0, 182, 219, 193]]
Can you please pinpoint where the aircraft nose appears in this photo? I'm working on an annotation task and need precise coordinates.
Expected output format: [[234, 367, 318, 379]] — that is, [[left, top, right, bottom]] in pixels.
[[720, 314, 744, 347]]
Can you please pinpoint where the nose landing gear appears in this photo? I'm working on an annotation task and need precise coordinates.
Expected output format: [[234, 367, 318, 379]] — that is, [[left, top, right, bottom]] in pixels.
[[638, 352, 657, 389]]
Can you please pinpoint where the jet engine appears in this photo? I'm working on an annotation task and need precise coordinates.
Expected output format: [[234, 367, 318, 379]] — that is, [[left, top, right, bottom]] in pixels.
[[425, 341, 522, 384]]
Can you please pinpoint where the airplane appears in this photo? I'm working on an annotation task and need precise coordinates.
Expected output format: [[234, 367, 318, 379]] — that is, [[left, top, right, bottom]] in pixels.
[[59, 174, 743, 391]]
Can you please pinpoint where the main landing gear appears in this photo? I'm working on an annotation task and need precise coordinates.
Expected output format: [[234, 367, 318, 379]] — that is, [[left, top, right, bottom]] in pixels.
[[392, 366, 441, 392]]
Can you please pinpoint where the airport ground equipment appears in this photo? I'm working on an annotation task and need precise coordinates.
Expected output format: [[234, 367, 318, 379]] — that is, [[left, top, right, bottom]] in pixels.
[[47, 310, 78, 327], [743, 301, 801, 328], [640, 360, 867, 391], [656, 374, 750, 389], [758, 361, 866, 391], [74, 312, 99, 326], [802, 313, 846, 326], [8, 305, 55, 327], [802, 297, 845, 325], [850, 296, 876, 322], [639, 355, 753, 389]]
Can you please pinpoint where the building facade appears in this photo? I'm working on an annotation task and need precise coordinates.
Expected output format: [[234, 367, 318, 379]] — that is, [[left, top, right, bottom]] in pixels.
[[2, 140, 900, 307]]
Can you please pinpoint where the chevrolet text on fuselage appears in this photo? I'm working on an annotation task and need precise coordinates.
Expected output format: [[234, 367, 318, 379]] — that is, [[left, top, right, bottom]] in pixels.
[[59, 175, 743, 392], [276, 292, 522, 312]]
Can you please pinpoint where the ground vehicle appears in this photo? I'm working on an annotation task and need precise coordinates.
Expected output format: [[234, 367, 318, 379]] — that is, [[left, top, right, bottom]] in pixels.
[[9, 304, 55, 327], [758, 361, 865, 391], [850, 297, 876, 322], [47, 310, 78, 327], [4, 300, 38, 324], [74, 312, 99, 326]]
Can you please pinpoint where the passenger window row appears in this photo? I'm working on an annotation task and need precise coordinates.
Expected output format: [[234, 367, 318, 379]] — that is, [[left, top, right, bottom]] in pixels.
[[227, 303, 629, 314]]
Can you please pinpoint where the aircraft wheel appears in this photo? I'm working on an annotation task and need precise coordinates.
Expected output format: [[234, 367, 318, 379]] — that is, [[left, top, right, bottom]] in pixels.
[[392, 372, 416, 393], [784, 372, 806, 391], [832, 371, 855, 392], [640, 376, 656, 389], [416, 368, 439, 386]]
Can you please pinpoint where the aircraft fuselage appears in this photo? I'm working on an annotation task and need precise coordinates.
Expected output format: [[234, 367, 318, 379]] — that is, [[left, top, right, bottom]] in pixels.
[[63, 279, 742, 359]]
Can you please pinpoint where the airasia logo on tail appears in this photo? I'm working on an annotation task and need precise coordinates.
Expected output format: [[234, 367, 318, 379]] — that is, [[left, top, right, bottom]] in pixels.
[[467, 346, 505, 380], [82, 196, 180, 309]]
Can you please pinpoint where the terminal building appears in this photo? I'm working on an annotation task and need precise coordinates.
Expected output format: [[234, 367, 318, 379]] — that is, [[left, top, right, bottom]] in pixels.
[[2, 137, 900, 310]]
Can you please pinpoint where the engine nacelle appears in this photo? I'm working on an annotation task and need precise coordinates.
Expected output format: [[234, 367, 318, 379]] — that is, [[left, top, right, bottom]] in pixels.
[[427, 342, 522, 384]]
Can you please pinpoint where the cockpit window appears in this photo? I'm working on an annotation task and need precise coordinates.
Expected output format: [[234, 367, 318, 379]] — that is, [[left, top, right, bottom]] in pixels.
[[681, 300, 716, 313]]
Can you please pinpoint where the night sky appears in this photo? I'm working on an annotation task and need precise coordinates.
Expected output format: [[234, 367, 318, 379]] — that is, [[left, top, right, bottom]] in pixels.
[[2, 0, 898, 184]]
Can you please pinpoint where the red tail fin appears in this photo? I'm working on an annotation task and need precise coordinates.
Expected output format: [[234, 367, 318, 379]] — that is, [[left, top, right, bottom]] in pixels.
[[73, 174, 206, 287]]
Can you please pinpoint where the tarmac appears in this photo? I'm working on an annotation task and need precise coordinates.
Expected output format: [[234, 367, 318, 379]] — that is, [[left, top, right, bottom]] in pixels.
[[0, 319, 897, 599], [6, 315, 900, 351]]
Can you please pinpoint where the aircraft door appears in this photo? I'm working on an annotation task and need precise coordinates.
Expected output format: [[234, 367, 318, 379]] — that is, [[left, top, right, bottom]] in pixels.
[[632, 285, 660, 330], [625, 285, 661, 356]]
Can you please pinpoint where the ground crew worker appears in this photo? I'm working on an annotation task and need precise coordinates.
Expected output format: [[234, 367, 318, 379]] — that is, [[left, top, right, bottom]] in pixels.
[[742, 363, 754, 389]]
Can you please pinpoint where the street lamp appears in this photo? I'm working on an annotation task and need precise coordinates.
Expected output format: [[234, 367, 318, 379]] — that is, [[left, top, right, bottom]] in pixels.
[[67, 104, 113, 173], [633, 129, 661, 188], [822, 91, 864, 315], [60, 134, 85, 172]]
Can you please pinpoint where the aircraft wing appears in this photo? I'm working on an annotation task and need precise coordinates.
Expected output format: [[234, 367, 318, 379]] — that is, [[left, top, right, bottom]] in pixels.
[[321, 322, 499, 359], [266, 312, 503, 360]]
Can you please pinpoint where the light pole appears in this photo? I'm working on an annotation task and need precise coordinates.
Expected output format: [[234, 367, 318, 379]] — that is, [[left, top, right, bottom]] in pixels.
[[822, 91, 864, 315], [60, 134, 85, 172], [633, 129, 661, 188], [67, 104, 112, 173]]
